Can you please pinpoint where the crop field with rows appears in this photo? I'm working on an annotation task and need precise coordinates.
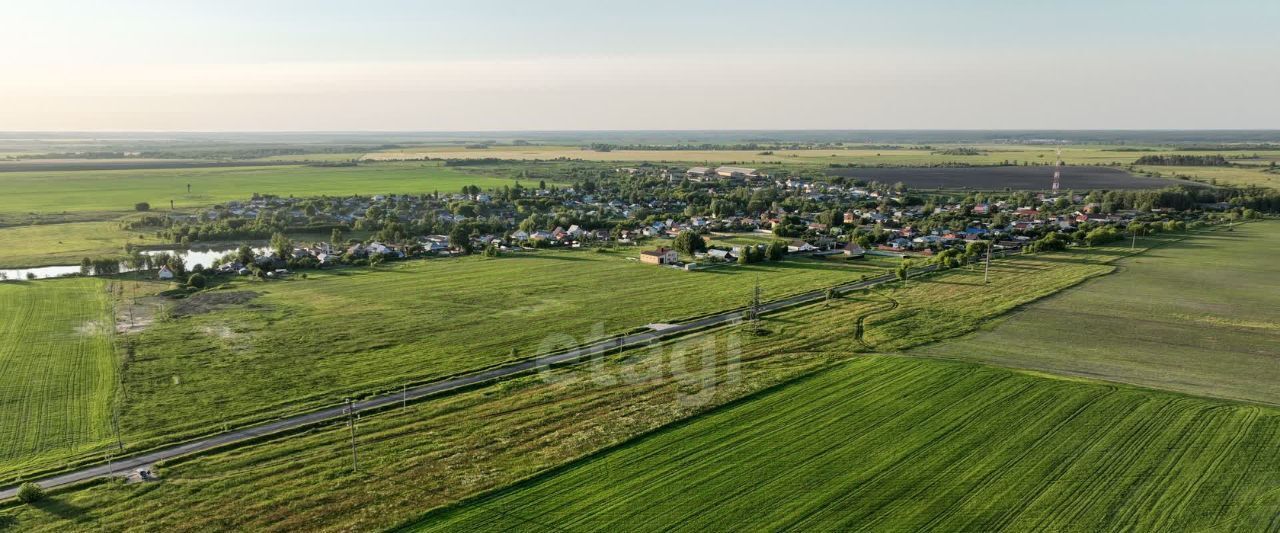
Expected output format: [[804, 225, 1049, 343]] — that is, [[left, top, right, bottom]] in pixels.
[[0, 278, 118, 479], [413, 356, 1280, 532]]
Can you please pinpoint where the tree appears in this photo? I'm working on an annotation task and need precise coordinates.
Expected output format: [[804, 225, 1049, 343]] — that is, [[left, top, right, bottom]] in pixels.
[[270, 232, 293, 259], [766, 240, 786, 261], [449, 225, 474, 254], [187, 273, 207, 289], [330, 227, 344, 246], [80, 257, 92, 276], [896, 259, 911, 286], [134, 202, 150, 212], [236, 245, 255, 266], [17, 482, 44, 504], [672, 230, 707, 257]]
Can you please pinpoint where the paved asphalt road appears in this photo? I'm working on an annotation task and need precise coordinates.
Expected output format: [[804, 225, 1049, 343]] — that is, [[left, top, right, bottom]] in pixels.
[[0, 259, 965, 500]]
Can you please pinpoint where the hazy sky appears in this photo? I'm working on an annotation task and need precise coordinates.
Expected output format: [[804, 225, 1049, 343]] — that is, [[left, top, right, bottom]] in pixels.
[[3, 0, 1278, 131]]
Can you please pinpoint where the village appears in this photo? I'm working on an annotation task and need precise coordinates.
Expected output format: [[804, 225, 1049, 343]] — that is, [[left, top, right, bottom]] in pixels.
[[112, 163, 1251, 281]]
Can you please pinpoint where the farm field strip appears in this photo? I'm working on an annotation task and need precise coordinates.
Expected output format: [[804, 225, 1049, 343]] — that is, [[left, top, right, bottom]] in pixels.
[[911, 220, 1280, 405], [0, 279, 118, 476], [410, 356, 1280, 532]]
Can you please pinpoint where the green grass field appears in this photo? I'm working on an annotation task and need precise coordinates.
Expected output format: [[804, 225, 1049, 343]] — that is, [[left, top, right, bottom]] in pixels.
[[412, 356, 1280, 532], [0, 222, 168, 269], [912, 221, 1280, 406], [370, 144, 1280, 188], [0, 279, 118, 476], [0, 250, 900, 481], [0, 162, 523, 215], [0, 296, 887, 531], [0, 235, 1174, 529], [1135, 164, 1280, 189], [111, 252, 886, 450]]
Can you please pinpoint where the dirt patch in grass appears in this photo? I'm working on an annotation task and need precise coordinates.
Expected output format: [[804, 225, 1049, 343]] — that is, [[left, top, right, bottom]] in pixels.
[[169, 291, 260, 318], [117, 295, 166, 334]]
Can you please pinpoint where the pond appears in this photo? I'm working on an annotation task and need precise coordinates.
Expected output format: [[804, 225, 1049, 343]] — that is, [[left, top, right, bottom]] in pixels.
[[0, 245, 270, 281]]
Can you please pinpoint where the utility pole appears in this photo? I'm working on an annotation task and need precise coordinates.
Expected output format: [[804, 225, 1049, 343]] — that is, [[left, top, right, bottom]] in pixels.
[[983, 240, 993, 284], [749, 276, 762, 334], [345, 398, 359, 472]]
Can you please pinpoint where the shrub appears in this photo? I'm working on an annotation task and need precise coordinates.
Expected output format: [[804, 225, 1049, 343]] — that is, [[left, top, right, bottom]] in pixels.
[[134, 202, 150, 212], [17, 482, 44, 504], [187, 273, 207, 289]]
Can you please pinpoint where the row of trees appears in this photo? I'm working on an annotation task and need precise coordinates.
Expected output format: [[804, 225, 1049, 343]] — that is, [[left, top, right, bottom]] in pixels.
[[737, 241, 787, 264]]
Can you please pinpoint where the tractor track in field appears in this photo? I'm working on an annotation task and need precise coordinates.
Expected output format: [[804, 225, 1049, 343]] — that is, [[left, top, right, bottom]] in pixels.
[[854, 293, 900, 350]]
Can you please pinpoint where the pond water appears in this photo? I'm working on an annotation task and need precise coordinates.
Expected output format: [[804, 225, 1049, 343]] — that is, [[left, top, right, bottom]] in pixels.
[[0, 245, 270, 281]]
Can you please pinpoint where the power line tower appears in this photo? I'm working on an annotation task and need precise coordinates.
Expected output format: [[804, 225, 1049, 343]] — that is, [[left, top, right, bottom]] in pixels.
[[1051, 145, 1062, 192]]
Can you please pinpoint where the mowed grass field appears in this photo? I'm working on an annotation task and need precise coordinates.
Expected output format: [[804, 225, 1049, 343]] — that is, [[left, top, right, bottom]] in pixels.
[[0, 296, 886, 531], [110, 251, 890, 456], [0, 162, 524, 215], [913, 221, 1280, 406], [0, 238, 1165, 530], [1134, 164, 1280, 189], [0, 221, 166, 269], [412, 356, 1280, 532], [0, 279, 118, 477]]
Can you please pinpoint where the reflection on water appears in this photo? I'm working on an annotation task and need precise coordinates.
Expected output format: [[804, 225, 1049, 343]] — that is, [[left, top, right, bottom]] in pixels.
[[0, 245, 269, 281]]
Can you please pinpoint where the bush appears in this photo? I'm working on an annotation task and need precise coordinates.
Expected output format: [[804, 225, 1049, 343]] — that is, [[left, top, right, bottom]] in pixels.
[[134, 202, 150, 212], [17, 482, 44, 503], [187, 273, 207, 289]]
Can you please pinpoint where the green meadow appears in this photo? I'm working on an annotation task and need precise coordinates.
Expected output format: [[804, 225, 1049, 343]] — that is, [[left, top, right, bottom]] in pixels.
[[0, 250, 891, 482], [0, 162, 524, 216], [0, 222, 167, 269], [412, 356, 1280, 532], [913, 220, 1280, 406], [0, 279, 118, 477], [371, 144, 1280, 188], [0, 237, 1163, 531]]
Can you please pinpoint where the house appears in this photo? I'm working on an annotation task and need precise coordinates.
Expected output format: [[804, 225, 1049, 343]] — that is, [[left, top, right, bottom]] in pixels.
[[157, 265, 175, 280], [686, 167, 713, 179], [705, 249, 736, 262], [640, 247, 679, 265], [886, 237, 913, 250], [843, 242, 866, 257], [787, 240, 819, 253], [715, 166, 759, 179]]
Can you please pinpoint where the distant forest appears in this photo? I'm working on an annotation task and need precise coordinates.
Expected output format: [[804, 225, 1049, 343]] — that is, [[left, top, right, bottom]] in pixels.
[[1134, 155, 1231, 166]]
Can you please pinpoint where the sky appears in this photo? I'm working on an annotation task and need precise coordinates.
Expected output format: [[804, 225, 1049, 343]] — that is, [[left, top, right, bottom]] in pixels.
[[2, 0, 1278, 131]]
